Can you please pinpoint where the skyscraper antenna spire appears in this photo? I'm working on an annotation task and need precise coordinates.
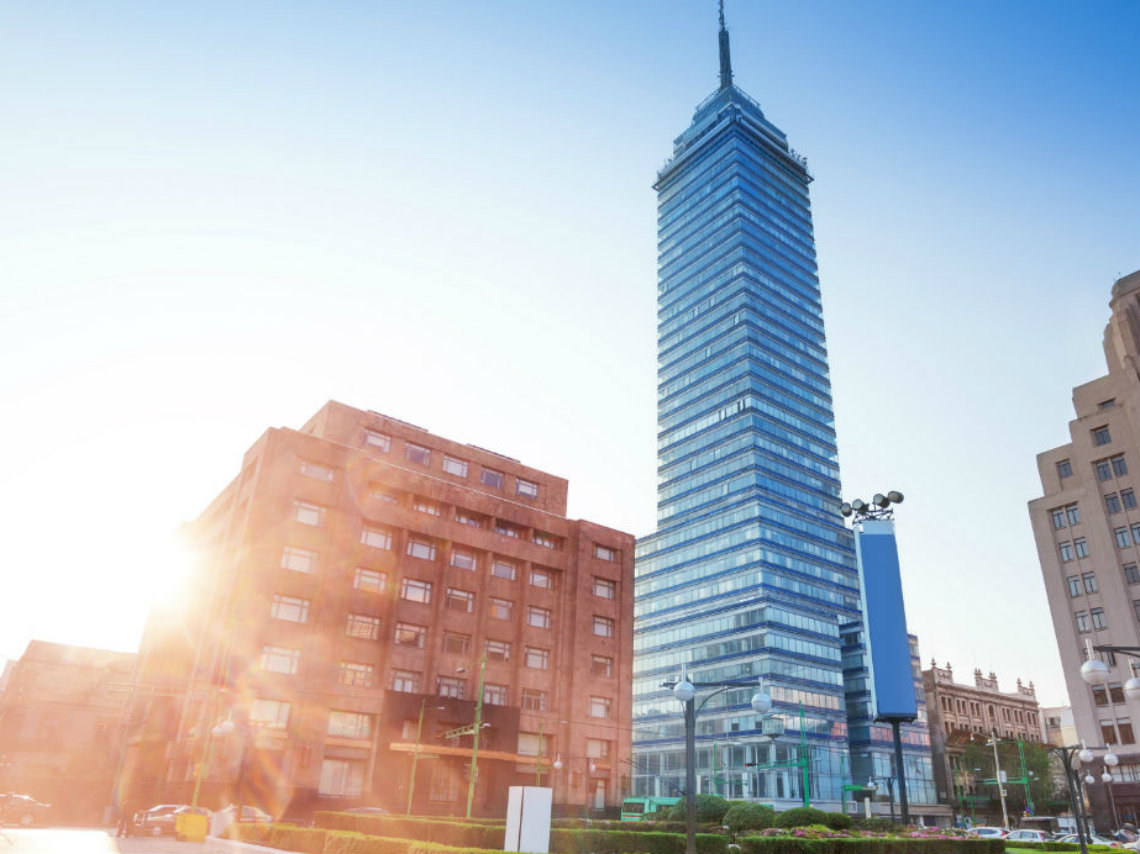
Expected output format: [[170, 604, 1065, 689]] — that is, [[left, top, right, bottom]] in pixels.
[[718, 0, 733, 90]]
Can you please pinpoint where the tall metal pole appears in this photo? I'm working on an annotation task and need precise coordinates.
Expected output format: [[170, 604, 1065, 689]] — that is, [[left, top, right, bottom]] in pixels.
[[1017, 738, 1035, 816], [535, 720, 544, 787], [988, 735, 1010, 829], [1055, 749, 1089, 854], [799, 705, 810, 808], [891, 721, 910, 824], [683, 698, 697, 854], [465, 653, 487, 818], [407, 698, 428, 815]]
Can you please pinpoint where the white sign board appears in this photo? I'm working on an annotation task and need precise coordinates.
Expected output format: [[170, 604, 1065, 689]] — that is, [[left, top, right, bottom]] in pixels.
[[503, 786, 553, 853]]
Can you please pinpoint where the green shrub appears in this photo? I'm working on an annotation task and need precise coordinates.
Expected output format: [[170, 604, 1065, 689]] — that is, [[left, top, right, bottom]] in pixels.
[[262, 826, 326, 853], [774, 807, 832, 829], [666, 795, 731, 824], [548, 827, 727, 854], [853, 817, 896, 833], [322, 830, 505, 854], [822, 812, 853, 831], [311, 814, 503, 848], [739, 839, 1003, 854], [723, 803, 776, 834]]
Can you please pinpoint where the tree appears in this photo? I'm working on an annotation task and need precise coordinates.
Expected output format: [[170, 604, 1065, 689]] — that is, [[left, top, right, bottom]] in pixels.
[[959, 738, 1054, 817]]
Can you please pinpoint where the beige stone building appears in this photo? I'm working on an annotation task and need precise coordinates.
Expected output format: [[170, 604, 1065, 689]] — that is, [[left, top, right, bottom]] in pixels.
[[1042, 706, 1078, 747], [1029, 270, 1140, 829], [922, 662, 1043, 811]]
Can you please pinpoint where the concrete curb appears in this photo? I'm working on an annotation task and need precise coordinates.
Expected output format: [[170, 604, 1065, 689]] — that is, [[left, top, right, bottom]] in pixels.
[[202, 835, 298, 854]]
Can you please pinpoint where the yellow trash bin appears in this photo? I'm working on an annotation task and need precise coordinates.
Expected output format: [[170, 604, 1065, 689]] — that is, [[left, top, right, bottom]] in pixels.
[[175, 811, 209, 842]]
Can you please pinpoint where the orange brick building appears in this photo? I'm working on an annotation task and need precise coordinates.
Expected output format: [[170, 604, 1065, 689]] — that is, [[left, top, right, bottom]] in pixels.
[[121, 401, 634, 818]]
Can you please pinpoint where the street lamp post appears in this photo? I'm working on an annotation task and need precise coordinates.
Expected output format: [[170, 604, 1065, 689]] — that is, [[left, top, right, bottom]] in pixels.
[[1045, 743, 1120, 854], [407, 700, 446, 815], [985, 733, 1010, 829], [869, 777, 895, 822], [1080, 641, 1139, 834], [664, 675, 772, 854]]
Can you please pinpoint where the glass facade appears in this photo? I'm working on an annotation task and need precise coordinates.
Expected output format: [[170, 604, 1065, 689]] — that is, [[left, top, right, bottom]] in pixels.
[[632, 24, 936, 812]]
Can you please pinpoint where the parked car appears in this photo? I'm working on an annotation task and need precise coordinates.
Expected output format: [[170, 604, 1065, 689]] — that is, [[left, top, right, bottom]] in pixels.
[[1006, 829, 1052, 843], [132, 804, 188, 836], [218, 804, 272, 823], [1056, 833, 1122, 847], [0, 794, 52, 827], [967, 827, 1009, 839]]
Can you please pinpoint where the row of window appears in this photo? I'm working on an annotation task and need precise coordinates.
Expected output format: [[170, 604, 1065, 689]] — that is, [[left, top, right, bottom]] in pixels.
[[1067, 572, 1098, 597], [1058, 528, 1140, 561], [1098, 455, 1129, 481], [271, 582, 615, 642], [1093, 682, 1133, 708], [1050, 504, 1080, 529], [937, 696, 1038, 727], [261, 636, 615, 680], [1106, 489, 1137, 514], [1115, 524, 1140, 549], [1075, 608, 1108, 633], [1056, 453, 1128, 481], [1059, 538, 1089, 562], [1100, 718, 1136, 746], [295, 478, 622, 563], [362, 430, 541, 499], [284, 546, 579, 597]]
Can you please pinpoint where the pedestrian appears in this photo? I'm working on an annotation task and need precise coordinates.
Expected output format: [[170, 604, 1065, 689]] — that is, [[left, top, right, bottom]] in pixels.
[[116, 803, 134, 838]]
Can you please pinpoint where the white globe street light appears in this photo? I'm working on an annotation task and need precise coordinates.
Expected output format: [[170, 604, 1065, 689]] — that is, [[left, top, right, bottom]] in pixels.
[[673, 680, 696, 704], [1105, 749, 1120, 767], [1125, 677, 1140, 701], [1079, 743, 1095, 764], [751, 690, 772, 715], [1084, 774, 1096, 785], [1081, 658, 1111, 686], [1103, 772, 1114, 783]]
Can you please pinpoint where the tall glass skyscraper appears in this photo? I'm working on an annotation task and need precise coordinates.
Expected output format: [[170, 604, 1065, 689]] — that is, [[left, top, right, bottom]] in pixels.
[[632, 9, 934, 810]]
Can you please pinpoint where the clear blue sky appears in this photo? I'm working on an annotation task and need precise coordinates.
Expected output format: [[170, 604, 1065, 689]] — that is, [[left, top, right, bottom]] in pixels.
[[1, 1, 1137, 707]]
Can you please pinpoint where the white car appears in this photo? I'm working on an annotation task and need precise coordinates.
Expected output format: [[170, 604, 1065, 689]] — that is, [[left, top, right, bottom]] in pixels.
[[967, 827, 1009, 839], [1006, 830, 1052, 843]]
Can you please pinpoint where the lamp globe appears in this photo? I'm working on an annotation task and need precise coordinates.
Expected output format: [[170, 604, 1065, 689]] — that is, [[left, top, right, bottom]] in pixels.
[[673, 680, 696, 704], [1080, 658, 1111, 686], [751, 690, 772, 715]]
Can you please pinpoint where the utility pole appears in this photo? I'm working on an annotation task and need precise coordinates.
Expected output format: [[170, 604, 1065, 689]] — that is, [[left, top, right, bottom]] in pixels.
[[986, 733, 1010, 828], [466, 653, 487, 818]]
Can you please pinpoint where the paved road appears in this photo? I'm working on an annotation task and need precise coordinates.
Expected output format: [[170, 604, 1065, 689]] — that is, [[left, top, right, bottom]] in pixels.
[[0, 827, 277, 854]]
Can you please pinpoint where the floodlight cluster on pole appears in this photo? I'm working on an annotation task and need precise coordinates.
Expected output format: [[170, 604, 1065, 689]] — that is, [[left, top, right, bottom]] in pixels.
[[840, 491, 904, 521]]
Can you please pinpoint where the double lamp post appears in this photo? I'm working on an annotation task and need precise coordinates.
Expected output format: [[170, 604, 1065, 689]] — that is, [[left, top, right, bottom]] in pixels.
[[663, 675, 773, 854]]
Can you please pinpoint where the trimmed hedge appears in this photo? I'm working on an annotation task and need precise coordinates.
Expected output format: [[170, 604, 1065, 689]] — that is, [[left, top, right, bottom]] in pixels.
[[739, 837, 1004, 854], [1009, 846, 1118, 852], [312, 813, 502, 848], [667, 795, 732, 824], [311, 813, 730, 854], [775, 808, 833, 829], [723, 803, 775, 834], [323, 830, 505, 854], [550, 828, 727, 854], [823, 812, 854, 831], [854, 818, 896, 833]]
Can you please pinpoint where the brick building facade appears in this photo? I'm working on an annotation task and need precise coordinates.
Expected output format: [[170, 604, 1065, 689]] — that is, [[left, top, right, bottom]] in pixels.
[[0, 641, 137, 823], [121, 401, 634, 818]]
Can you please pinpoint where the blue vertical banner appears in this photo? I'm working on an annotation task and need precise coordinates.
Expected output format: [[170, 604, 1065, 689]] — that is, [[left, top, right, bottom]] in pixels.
[[855, 519, 917, 720]]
